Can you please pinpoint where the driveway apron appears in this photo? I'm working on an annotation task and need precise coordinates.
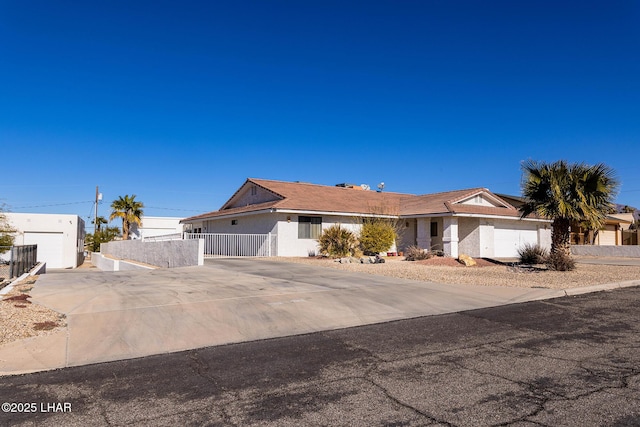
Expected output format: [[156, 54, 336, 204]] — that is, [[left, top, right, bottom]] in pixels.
[[0, 259, 564, 375]]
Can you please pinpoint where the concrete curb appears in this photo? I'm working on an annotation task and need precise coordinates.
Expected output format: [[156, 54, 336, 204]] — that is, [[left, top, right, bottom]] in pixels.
[[561, 280, 640, 296], [0, 262, 46, 296]]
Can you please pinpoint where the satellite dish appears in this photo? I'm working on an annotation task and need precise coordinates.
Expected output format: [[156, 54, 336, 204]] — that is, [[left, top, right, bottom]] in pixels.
[[360, 184, 370, 191], [377, 182, 385, 192]]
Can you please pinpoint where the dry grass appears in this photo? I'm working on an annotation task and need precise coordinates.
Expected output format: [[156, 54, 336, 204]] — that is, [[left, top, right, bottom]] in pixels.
[[0, 276, 66, 346], [265, 256, 640, 289]]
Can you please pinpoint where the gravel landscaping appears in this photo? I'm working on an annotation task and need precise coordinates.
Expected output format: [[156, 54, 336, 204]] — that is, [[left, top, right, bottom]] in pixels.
[[265, 256, 640, 289], [0, 276, 66, 346]]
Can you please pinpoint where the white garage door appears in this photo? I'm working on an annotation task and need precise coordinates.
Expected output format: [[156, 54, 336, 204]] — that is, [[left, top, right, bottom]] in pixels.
[[598, 225, 617, 245], [23, 232, 64, 269], [494, 224, 538, 258]]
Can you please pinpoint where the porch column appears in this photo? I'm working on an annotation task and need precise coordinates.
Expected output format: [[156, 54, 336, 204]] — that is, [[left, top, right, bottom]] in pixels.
[[416, 218, 431, 250], [443, 217, 459, 258]]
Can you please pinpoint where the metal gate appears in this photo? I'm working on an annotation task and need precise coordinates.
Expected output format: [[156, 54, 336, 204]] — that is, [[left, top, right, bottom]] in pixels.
[[184, 233, 275, 258]]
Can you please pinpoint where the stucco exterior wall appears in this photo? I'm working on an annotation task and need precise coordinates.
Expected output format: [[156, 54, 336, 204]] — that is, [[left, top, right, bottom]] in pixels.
[[6, 213, 85, 269], [100, 239, 204, 268], [131, 216, 185, 239], [571, 245, 640, 257], [276, 214, 361, 257], [458, 217, 481, 257], [204, 214, 278, 235]]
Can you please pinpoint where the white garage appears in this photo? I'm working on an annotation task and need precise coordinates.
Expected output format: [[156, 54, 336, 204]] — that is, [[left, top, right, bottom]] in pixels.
[[6, 213, 85, 269], [23, 232, 64, 268], [494, 222, 540, 258]]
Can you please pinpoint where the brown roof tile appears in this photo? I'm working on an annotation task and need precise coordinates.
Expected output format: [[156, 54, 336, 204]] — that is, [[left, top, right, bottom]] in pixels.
[[181, 179, 540, 222]]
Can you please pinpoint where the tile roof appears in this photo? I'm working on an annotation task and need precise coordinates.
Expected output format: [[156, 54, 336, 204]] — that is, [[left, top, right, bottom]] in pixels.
[[181, 178, 532, 222]]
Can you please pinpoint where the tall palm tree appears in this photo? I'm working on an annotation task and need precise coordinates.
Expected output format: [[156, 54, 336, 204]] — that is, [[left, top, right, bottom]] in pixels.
[[519, 160, 619, 256], [110, 195, 144, 240]]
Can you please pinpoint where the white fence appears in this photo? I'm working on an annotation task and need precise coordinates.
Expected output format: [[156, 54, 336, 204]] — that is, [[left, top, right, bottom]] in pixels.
[[184, 233, 275, 258]]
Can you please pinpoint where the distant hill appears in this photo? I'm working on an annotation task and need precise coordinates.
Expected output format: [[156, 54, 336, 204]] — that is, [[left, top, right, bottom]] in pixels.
[[615, 204, 639, 222]]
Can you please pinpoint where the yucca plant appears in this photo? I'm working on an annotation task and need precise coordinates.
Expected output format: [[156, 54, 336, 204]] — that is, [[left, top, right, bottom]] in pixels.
[[517, 243, 548, 265], [317, 224, 359, 258]]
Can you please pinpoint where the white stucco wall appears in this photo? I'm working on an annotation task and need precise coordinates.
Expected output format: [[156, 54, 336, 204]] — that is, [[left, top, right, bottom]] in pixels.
[[5, 213, 85, 268], [276, 214, 362, 257], [204, 214, 278, 235], [131, 216, 185, 239]]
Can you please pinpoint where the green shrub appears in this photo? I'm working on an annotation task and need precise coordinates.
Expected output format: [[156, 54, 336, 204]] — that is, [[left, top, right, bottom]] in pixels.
[[317, 224, 359, 258], [359, 220, 397, 255], [546, 250, 576, 271], [518, 243, 549, 265], [404, 245, 432, 261]]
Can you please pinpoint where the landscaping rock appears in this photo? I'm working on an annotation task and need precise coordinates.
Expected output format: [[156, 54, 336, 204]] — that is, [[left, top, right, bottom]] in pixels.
[[458, 254, 477, 266]]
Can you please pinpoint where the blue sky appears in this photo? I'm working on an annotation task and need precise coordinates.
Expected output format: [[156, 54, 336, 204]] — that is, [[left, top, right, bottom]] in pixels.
[[1, 0, 639, 231]]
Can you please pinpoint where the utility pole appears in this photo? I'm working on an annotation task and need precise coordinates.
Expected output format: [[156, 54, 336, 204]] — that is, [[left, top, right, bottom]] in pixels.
[[94, 186, 102, 233]]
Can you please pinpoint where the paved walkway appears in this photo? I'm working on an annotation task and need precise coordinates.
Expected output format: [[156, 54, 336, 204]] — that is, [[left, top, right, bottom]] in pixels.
[[0, 258, 618, 375]]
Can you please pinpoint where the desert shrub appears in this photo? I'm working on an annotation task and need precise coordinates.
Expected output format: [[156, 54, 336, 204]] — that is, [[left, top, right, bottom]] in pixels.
[[518, 243, 549, 264], [317, 224, 359, 258], [404, 245, 432, 261], [359, 219, 397, 255], [546, 250, 576, 271]]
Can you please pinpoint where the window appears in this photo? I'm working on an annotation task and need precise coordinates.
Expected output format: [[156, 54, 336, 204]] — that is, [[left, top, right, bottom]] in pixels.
[[250, 185, 257, 196], [231, 220, 238, 225], [298, 216, 322, 239], [430, 222, 438, 237]]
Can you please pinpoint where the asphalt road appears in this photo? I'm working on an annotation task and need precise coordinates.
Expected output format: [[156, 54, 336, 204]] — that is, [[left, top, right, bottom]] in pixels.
[[1, 286, 639, 426]]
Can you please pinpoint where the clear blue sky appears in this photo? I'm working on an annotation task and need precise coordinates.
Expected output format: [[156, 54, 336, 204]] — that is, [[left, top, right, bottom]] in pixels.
[[1, 0, 639, 231]]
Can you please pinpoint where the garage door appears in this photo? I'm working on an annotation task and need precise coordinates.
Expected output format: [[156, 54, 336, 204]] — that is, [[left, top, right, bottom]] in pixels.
[[494, 224, 538, 258], [598, 225, 617, 245], [23, 232, 64, 269]]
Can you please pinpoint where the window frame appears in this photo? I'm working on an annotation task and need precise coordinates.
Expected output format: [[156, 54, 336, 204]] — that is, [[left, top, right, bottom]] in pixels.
[[298, 216, 322, 239]]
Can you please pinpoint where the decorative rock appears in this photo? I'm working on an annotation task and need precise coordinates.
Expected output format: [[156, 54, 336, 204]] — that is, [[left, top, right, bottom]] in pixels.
[[458, 254, 477, 266]]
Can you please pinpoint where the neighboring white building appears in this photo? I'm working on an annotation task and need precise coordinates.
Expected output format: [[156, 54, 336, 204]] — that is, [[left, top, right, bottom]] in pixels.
[[182, 178, 552, 258], [129, 216, 185, 240], [5, 213, 85, 269]]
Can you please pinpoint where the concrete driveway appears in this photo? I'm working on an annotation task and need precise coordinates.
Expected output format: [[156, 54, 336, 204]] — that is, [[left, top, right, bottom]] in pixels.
[[1, 258, 568, 375]]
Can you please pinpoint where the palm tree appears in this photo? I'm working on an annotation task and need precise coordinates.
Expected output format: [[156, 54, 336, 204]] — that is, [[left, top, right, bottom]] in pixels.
[[91, 215, 108, 232], [110, 195, 144, 240], [519, 160, 619, 256]]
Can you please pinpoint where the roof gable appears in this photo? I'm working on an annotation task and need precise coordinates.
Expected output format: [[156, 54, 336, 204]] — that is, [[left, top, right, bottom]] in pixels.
[[400, 188, 520, 217], [221, 179, 283, 210], [452, 190, 513, 209]]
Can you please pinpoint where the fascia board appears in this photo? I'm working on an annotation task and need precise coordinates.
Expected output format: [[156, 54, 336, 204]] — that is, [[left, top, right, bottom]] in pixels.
[[273, 209, 398, 219], [181, 209, 274, 222], [401, 213, 552, 223]]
